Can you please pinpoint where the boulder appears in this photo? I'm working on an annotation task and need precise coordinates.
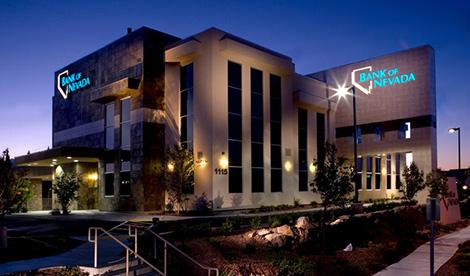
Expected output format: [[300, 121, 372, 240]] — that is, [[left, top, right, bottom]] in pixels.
[[246, 231, 257, 238], [256, 228, 271, 236], [265, 233, 287, 247], [275, 225, 294, 237], [295, 216, 314, 230]]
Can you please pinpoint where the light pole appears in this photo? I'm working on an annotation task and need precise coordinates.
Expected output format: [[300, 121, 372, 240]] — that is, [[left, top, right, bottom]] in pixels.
[[448, 127, 461, 170], [333, 85, 359, 202]]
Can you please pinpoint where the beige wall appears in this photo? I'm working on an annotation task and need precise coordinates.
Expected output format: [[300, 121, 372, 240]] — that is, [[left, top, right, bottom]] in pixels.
[[166, 28, 329, 208]]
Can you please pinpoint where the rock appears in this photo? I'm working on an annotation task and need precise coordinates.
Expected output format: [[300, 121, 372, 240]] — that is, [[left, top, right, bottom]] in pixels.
[[256, 228, 271, 236], [275, 225, 294, 237], [265, 233, 287, 247], [343, 243, 353, 252], [246, 231, 256, 238], [330, 215, 349, 225], [295, 216, 314, 230]]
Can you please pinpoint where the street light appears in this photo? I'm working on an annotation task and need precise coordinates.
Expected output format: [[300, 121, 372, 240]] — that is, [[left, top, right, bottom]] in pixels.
[[448, 127, 461, 170], [332, 84, 359, 202]]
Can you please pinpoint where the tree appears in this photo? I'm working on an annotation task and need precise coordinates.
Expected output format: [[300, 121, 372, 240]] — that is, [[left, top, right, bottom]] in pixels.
[[157, 145, 194, 214], [401, 162, 425, 203], [0, 149, 33, 248], [310, 143, 354, 251], [425, 169, 449, 199], [52, 171, 81, 214]]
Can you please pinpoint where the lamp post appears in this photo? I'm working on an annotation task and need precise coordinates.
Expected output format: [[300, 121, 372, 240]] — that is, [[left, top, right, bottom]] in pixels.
[[333, 85, 359, 202], [448, 127, 461, 170]]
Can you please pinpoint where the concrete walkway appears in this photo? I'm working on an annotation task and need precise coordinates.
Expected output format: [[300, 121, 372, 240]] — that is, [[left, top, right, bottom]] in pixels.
[[375, 224, 470, 276], [0, 236, 128, 274]]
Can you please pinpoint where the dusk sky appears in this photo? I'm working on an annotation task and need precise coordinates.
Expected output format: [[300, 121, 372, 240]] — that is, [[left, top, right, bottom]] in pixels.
[[0, 0, 469, 170]]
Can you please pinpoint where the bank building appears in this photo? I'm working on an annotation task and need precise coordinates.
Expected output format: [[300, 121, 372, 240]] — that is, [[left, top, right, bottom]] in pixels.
[[15, 27, 437, 211]]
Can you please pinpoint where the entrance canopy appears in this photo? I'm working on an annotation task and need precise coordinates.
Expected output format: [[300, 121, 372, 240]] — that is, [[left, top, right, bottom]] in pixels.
[[15, 146, 104, 168]]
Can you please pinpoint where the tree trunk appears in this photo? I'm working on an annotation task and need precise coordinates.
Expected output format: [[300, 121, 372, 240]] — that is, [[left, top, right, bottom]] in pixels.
[[0, 226, 7, 249]]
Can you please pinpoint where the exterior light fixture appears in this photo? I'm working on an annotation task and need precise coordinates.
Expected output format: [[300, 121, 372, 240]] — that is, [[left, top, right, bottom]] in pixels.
[[66, 156, 72, 159], [88, 173, 98, 181], [52, 159, 58, 162], [219, 152, 229, 169], [463, 185, 468, 190], [448, 127, 461, 170], [309, 163, 316, 173], [284, 160, 292, 172], [74, 159, 79, 163], [167, 162, 175, 172], [49, 164, 54, 167], [381, 168, 387, 175], [196, 158, 208, 168]]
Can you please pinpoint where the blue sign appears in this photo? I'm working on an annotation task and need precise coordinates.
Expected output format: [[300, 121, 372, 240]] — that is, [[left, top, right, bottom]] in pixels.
[[351, 66, 416, 95], [57, 70, 91, 99]]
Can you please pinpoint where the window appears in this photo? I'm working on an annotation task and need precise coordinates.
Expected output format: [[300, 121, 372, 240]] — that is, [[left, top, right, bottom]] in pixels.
[[104, 163, 114, 196], [120, 161, 131, 196], [405, 152, 413, 167], [180, 64, 194, 149], [298, 108, 308, 191], [317, 113, 325, 160], [228, 61, 242, 193], [366, 156, 372, 190], [356, 156, 363, 190], [386, 154, 392, 189], [356, 127, 362, 144], [375, 156, 381, 190], [398, 122, 411, 139], [120, 98, 131, 150], [105, 103, 114, 149], [270, 74, 282, 192], [395, 153, 401, 190], [374, 126, 383, 142], [251, 68, 264, 193]]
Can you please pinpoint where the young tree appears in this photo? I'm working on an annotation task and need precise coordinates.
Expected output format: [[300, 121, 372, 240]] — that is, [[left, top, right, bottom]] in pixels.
[[310, 143, 354, 250], [157, 145, 194, 214], [0, 149, 33, 248], [401, 162, 425, 203], [426, 169, 449, 199], [52, 171, 81, 214]]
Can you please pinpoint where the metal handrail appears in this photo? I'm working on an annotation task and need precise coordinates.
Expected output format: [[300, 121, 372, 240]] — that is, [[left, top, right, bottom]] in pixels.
[[88, 227, 164, 275], [146, 229, 219, 276]]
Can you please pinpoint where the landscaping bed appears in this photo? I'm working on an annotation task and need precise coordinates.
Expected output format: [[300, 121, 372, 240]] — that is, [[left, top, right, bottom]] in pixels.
[[436, 240, 470, 276]]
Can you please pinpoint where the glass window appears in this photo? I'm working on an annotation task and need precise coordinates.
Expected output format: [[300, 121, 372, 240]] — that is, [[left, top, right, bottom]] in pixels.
[[180, 63, 193, 91], [251, 93, 263, 118], [251, 143, 264, 168], [120, 98, 131, 150], [375, 156, 381, 190], [270, 98, 282, 122], [356, 156, 363, 190], [251, 68, 263, 94], [270, 121, 282, 145], [228, 114, 242, 140], [374, 126, 383, 142], [271, 169, 282, 192], [366, 156, 372, 190], [229, 167, 242, 193], [298, 108, 308, 191], [270, 74, 282, 192], [395, 153, 401, 190], [228, 87, 242, 114], [105, 103, 114, 149], [386, 154, 392, 189], [299, 171, 308, 192], [180, 64, 194, 148], [252, 168, 264, 193], [228, 62, 242, 88], [121, 97, 131, 122], [405, 122, 411, 139], [104, 162, 114, 196], [271, 145, 282, 168], [251, 118, 263, 143], [120, 171, 131, 196], [317, 113, 326, 160], [405, 152, 413, 167], [229, 140, 242, 166], [356, 127, 362, 144]]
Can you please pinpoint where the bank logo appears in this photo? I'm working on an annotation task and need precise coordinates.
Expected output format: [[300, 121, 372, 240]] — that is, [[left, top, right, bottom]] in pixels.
[[57, 70, 91, 99], [351, 66, 416, 95]]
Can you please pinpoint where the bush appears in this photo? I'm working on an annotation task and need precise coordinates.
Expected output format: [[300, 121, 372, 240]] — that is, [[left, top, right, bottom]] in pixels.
[[165, 202, 174, 213], [293, 198, 301, 207], [193, 193, 211, 214], [250, 216, 262, 230], [221, 219, 233, 235], [268, 216, 282, 228], [269, 253, 315, 276]]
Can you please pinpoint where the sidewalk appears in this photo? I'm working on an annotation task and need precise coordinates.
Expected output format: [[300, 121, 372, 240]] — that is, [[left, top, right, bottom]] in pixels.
[[0, 236, 126, 274], [375, 224, 470, 276]]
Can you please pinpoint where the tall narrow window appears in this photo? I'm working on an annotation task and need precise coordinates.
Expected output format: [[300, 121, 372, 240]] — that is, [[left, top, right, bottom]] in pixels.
[[105, 103, 115, 149], [251, 68, 264, 193], [386, 154, 392, 189], [398, 122, 411, 139], [228, 61, 242, 193], [317, 113, 326, 160], [356, 127, 362, 144], [366, 156, 372, 190], [356, 156, 363, 190], [270, 74, 282, 192], [375, 156, 381, 190], [120, 161, 131, 196], [395, 153, 401, 190], [405, 152, 413, 167], [180, 63, 194, 150], [374, 126, 383, 142], [104, 163, 114, 196], [120, 97, 131, 150], [298, 108, 308, 191]]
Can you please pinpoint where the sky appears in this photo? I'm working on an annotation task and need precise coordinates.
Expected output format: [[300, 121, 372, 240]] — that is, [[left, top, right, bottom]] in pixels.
[[0, 0, 469, 169]]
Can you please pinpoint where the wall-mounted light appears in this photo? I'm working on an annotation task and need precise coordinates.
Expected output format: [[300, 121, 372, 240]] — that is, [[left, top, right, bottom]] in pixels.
[[167, 161, 175, 172], [196, 152, 208, 168], [463, 185, 468, 190], [381, 168, 387, 175], [284, 160, 292, 172], [88, 173, 98, 181], [309, 163, 316, 173], [219, 152, 229, 169]]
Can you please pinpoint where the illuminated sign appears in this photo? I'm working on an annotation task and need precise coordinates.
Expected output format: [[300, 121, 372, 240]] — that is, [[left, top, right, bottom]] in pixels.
[[57, 70, 91, 99], [351, 66, 415, 95]]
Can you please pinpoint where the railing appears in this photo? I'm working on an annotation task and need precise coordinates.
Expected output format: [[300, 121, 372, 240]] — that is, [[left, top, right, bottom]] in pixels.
[[88, 227, 164, 275], [88, 222, 219, 276], [146, 228, 219, 276]]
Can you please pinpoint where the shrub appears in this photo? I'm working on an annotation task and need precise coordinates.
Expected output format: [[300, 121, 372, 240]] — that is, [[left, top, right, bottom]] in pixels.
[[165, 202, 174, 213], [250, 216, 262, 230], [52, 172, 81, 214], [221, 219, 233, 235], [270, 253, 315, 276], [193, 193, 211, 214], [268, 216, 282, 228], [293, 198, 301, 207], [310, 201, 320, 208]]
